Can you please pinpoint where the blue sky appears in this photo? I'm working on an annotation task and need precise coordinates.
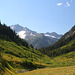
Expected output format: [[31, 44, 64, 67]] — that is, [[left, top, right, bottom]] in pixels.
[[0, 0, 75, 34]]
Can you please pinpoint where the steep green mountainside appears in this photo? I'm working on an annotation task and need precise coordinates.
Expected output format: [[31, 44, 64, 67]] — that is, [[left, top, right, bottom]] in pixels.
[[38, 25, 75, 57], [46, 39, 75, 57], [0, 40, 50, 64], [48, 25, 75, 50], [0, 39, 51, 74]]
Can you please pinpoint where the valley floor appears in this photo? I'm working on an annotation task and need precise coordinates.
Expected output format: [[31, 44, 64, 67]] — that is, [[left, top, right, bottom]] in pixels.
[[17, 66, 75, 75]]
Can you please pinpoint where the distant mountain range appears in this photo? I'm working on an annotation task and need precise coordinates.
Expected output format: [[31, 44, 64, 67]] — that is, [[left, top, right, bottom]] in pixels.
[[10, 24, 62, 48]]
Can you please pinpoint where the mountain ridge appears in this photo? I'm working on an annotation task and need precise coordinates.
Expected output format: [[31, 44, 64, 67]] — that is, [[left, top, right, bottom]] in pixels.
[[38, 25, 75, 57], [10, 24, 62, 48]]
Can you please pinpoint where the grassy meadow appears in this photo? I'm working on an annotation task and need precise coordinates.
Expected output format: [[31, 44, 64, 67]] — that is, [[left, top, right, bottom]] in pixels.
[[17, 66, 75, 75]]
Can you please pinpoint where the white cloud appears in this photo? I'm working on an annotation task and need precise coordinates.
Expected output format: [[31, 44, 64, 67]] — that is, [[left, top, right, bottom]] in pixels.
[[57, 0, 72, 7], [57, 3, 63, 6], [67, 2, 70, 7]]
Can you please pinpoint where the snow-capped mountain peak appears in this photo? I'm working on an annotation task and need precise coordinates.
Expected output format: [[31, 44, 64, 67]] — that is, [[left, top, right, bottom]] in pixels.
[[10, 24, 62, 48], [17, 31, 26, 39], [10, 24, 37, 39], [11, 24, 24, 33]]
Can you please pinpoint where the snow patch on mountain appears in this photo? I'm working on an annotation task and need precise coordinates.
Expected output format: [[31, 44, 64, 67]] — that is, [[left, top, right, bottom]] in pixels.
[[51, 36, 56, 38], [17, 31, 26, 39], [44, 34, 50, 37], [44, 34, 56, 38]]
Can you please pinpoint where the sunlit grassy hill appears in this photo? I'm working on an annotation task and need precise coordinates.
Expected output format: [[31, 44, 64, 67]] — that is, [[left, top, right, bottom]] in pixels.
[[47, 39, 75, 57], [0, 39, 51, 75], [16, 50, 75, 75], [17, 66, 75, 75]]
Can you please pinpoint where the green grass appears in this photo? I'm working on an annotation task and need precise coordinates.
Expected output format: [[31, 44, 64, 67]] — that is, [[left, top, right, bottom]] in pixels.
[[0, 39, 51, 63], [0, 39, 51, 74], [0, 39, 75, 75], [48, 39, 75, 57], [48, 51, 75, 67], [17, 66, 75, 75]]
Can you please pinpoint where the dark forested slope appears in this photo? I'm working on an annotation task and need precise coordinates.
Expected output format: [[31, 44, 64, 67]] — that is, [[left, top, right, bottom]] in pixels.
[[0, 22, 28, 47]]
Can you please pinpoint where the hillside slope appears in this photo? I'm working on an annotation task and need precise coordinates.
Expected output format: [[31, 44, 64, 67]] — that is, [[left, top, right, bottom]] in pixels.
[[18, 66, 75, 75], [47, 39, 75, 57], [48, 25, 75, 50], [38, 25, 75, 57], [0, 38, 52, 75]]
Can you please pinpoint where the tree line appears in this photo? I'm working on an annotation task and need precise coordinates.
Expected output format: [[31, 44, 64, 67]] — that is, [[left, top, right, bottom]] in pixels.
[[0, 22, 28, 48]]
